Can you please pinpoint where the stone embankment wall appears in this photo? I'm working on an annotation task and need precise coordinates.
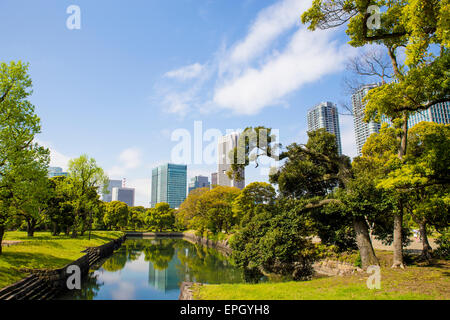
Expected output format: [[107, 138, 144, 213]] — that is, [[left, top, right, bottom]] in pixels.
[[312, 259, 363, 276], [182, 232, 232, 255], [0, 235, 126, 300], [179, 282, 199, 300]]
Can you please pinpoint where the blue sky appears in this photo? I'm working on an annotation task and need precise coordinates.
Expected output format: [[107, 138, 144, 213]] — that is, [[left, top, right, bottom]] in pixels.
[[1, 0, 363, 206]]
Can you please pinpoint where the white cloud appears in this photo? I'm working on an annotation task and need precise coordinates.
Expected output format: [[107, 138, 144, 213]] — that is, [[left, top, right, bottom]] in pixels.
[[227, 0, 310, 66], [111, 282, 136, 300], [161, 91, 193, 117], [214, 28, 355, 114], [157, 0, 355, 117], [107, 147, 143, 178], [36, 139, 72, 170], [119, 147, 142, 169], [339, 114, 357, 159], [165, 63, 205, 80], [126, 178, 150, 207]]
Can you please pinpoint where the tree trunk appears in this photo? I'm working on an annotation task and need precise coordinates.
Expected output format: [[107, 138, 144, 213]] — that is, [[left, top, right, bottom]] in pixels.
[[0, 225, 5, 255], [392, 210, 405, 268], [26, 219, 36, 237], [52, 222, 58, 236], [391, 114, 408, 269], [419, 221, 433, 261], [71, 214, 79, 238], [353, 216, 379, 268]]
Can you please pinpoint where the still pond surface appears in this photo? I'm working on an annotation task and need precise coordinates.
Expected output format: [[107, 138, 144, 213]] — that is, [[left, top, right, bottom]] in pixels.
[[58, 238, 250, 300]]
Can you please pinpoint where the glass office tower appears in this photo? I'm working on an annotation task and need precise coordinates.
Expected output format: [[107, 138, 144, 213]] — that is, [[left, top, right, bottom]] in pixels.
[[151, 163, 187, 209]]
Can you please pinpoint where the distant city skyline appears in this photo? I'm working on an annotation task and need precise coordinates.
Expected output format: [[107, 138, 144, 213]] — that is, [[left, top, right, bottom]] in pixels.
[[101, 179, 123, 203], [188, 175, 210, 194], [112, 187, 135, 207]]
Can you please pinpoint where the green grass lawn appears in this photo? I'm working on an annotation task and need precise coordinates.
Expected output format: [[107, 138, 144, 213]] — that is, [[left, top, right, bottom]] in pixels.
[[194, 252, 450, 300], [0, 231, 123, 289]]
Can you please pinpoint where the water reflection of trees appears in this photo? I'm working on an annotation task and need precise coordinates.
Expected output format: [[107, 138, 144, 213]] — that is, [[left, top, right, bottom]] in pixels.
[[102, 251, 128, 272], [102, 239, 258, 285], [63, 272, 102, 300], [175, 242, 245, 284], [142, 239, 176, 270]]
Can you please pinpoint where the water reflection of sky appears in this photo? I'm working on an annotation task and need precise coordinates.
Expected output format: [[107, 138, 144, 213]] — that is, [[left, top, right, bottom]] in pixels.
[[92, 253, 179, 300], [60, 239, 245, 300]]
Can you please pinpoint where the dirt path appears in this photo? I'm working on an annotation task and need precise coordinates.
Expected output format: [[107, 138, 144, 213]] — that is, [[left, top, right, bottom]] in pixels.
[[1, 240, 23, 247], [312, 236, 436, 254], [371, 236, 436, 254]]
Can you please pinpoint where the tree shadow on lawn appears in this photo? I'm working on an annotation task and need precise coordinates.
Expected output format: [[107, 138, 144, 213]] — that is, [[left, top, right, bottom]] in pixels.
[[1, 251, 74, 270]]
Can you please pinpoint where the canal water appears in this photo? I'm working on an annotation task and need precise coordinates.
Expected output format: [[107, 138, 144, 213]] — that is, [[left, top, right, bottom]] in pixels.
[[58, 238, 248, 300]]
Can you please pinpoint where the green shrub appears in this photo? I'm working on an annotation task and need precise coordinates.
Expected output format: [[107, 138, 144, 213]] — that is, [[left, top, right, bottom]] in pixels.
[[435, 228, 450, 259]]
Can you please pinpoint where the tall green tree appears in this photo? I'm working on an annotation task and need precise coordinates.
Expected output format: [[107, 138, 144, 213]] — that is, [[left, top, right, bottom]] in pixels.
[[195, 186, 241, 234], [301, 0, 449, 268], [46, 176, 75, 236], [376, 122, 450, 259], [0, 61, 45, 251], [145, 203, 175, 232], [104, 201, 129, 230], [177, 187, 210, 229], [10, 149, 51, 237], [233, 182, 276, 226], [145, 202, 175, 232], [67, 154, 108, 237]]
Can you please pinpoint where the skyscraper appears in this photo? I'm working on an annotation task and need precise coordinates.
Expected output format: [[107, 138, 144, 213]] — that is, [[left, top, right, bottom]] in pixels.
[[407, 101, 450, 127], [217, 133, 245, 189], [352, 84, 381, 156], [101, 179, 122, 203], [381, 101, 450, 129], [307, 101, 342, 155], [188, 175, 210, 194], [48, 167, 68, 178], [112, 187, 135, 207], [211, 172, 217, 187], [151, 163, 187, 209]]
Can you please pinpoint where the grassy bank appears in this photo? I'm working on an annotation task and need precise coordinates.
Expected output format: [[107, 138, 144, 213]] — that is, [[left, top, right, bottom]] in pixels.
[[194, 252, 450, 300], [0, 231, 123, 289]]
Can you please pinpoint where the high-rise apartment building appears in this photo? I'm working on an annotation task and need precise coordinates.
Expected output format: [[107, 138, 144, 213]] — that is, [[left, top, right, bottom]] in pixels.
[[407, 101, 450, 127], [112, 187, 135, 207], [48, 167, 68, 178], [211, 172, 217, 187], [188, 175, 210, 194], [307, 102, 342, 155], [352, 84, 381, 156], [151, 163, 187, 209], [381, 101, 450, 129], [217, 133, 245, 190], [101, 179, 123, 203]]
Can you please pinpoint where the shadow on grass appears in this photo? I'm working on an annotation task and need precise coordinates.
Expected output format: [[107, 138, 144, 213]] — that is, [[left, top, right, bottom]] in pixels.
[[0, 266, 27, 289], [1, 251, 74, 270]]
